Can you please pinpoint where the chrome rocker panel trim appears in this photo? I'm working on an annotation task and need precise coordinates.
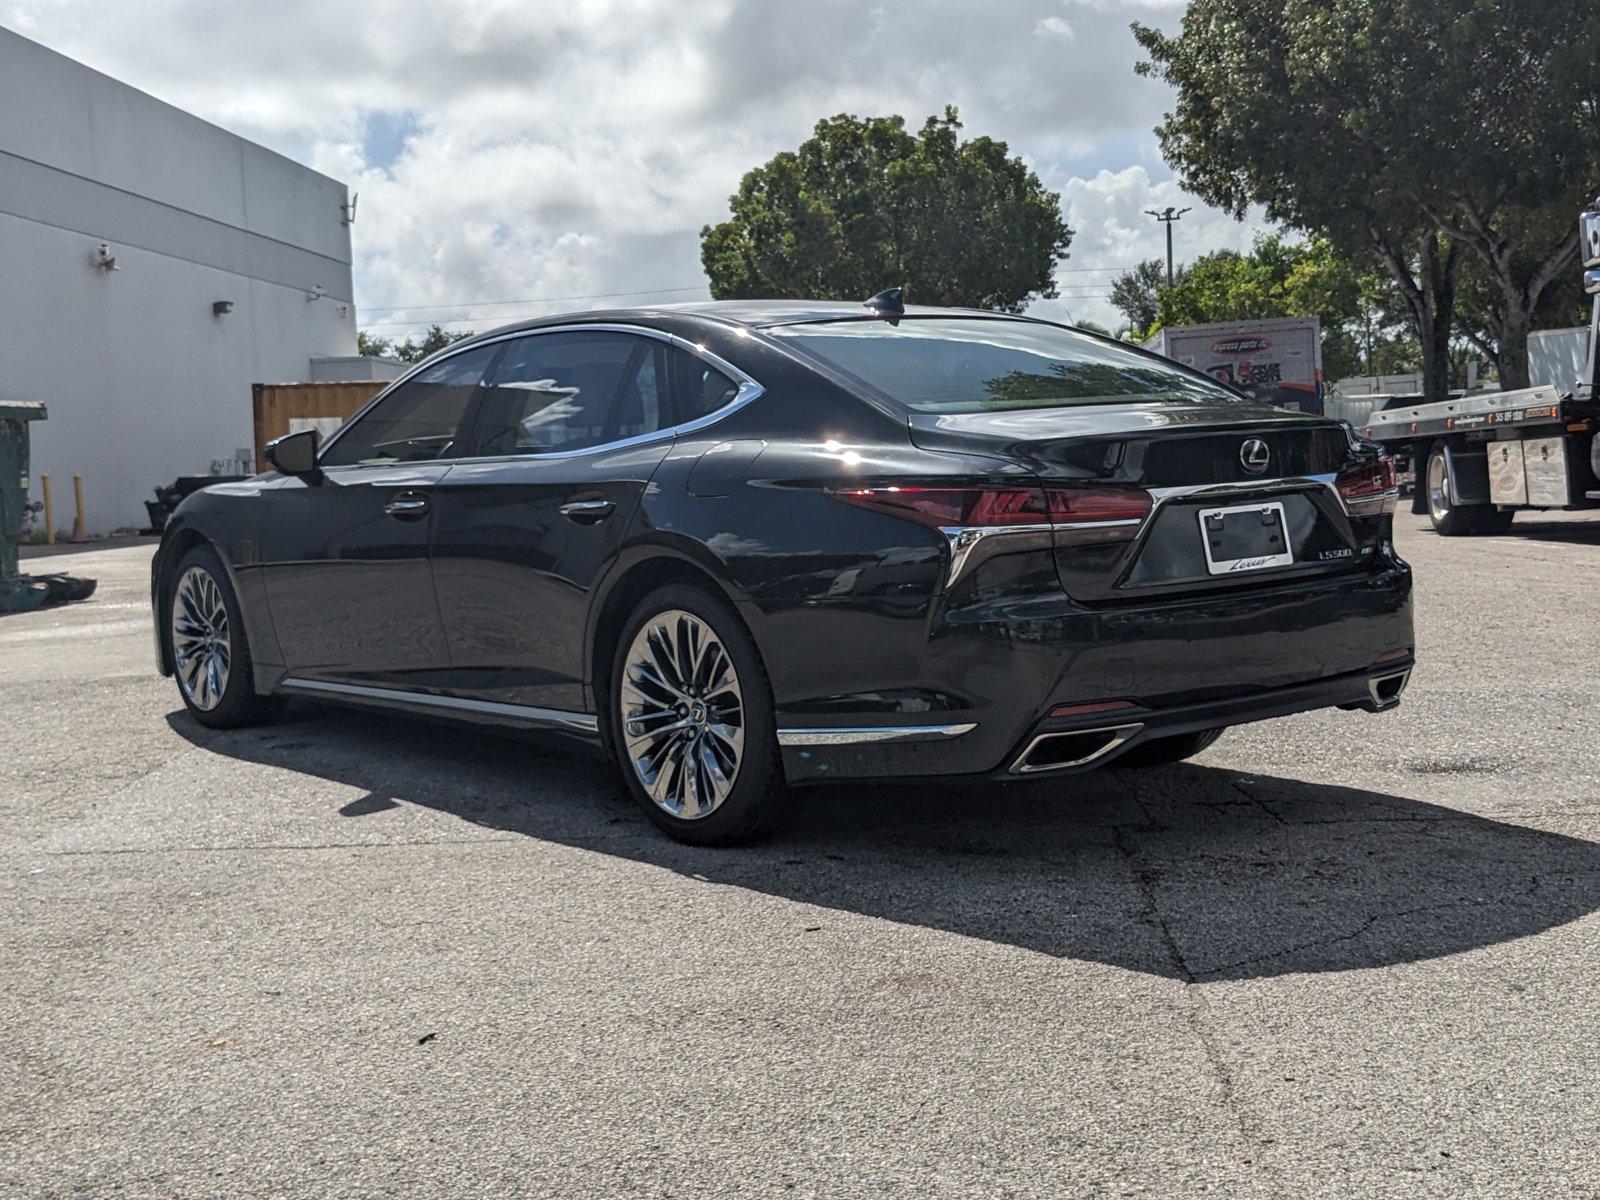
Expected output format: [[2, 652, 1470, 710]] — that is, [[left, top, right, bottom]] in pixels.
[[776, 722, 977, 747], [278, 678, 601, 736]]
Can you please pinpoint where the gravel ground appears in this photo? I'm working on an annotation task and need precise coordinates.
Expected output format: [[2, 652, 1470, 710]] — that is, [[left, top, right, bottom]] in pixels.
[[4, 512, 1599, 1198]]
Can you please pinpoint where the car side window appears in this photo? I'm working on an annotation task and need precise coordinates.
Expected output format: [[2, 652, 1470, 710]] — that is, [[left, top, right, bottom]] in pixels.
[[474, 331, 666, 456], [319, 345, 498, 467], [666, 345, 741, 423]]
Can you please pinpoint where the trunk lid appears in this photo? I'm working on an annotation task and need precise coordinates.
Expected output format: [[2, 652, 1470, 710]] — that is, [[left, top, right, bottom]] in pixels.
[[907, 402, 1378, 603], [906, 401, 1350, 485]]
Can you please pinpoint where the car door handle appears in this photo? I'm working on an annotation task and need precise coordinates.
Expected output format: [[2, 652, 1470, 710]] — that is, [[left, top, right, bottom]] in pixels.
[[559, 499, 615, 524], [384, 491, 431, 520]]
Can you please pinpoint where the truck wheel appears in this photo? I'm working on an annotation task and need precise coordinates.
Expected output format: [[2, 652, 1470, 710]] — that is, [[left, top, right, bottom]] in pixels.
[[1425, 442, 1511, 535]]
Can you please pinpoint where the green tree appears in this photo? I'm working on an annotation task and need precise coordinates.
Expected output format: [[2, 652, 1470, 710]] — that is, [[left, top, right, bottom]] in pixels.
[[357, 324, 475, 363], [1157, 234, 1368, 379], [1453, 207, 1594, 385], [1136, 4, 1456, 404], [1109, 258, 1185, 336], [1137, 0, 1600, 395], [1306, 2, 1597, 389], [701, 107, 1073, 312]]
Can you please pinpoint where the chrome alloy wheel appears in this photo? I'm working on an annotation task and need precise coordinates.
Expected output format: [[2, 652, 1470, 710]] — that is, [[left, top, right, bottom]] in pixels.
[[171, 565, 232, 712], [619, 610, 745, 819]]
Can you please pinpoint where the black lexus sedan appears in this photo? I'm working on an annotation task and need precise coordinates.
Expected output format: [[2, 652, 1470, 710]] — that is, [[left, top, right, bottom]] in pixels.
[[152, 295, 1413, 843]]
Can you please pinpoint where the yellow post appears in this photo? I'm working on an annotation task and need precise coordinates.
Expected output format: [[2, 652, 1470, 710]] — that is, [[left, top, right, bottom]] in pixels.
[[71, 475, 86, 542], [41, 473, 54, 545]]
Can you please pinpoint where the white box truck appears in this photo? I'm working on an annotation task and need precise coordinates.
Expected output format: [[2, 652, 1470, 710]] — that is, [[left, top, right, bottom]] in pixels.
[[1143, 316, 1324, 414]]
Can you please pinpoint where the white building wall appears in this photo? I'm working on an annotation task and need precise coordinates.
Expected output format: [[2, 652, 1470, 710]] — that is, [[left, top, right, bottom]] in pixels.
[[0, 27, 356, 532]]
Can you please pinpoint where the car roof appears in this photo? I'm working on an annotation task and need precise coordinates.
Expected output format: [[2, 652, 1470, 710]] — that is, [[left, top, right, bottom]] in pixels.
[[442, 299, 1050, 350]]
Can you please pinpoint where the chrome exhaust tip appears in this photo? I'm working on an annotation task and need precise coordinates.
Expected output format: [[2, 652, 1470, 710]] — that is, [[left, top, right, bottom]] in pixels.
[[1010, 723, 1144, 775], [1364, 669, 1411, 711]]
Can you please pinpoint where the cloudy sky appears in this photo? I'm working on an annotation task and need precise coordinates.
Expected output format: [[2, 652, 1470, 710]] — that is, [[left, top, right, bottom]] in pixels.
[[1, 0, 1272, 334]]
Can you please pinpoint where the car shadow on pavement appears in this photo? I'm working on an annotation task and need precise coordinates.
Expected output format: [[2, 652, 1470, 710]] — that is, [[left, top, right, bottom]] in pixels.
[[169, 704, 1600, 984]]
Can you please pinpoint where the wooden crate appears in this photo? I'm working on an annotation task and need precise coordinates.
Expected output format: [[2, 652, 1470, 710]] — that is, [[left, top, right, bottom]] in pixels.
[[251, 382, 386, 471]]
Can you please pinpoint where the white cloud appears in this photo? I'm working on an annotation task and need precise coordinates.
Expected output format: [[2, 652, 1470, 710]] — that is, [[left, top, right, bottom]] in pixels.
[[1033, 166, 1273, 330], [0, 0, 1267, 337]]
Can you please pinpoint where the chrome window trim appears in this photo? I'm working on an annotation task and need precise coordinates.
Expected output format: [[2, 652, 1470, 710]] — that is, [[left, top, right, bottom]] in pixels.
[[776, 722, 977, 747], [314, 323, 765, 467], [278, 677, 600, 736]]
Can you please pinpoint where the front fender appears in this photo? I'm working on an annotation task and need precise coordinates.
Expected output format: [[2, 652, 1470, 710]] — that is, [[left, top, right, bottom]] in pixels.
[[151, 479, 282, 692]]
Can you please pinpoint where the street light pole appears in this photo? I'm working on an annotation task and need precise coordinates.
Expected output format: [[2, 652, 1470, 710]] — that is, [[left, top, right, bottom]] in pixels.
[[1145, 206, 1192, 287]]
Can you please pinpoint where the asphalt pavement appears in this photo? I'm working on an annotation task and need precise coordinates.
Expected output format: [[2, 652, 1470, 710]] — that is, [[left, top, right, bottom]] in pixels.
[[4, 513, 1599, 1198]]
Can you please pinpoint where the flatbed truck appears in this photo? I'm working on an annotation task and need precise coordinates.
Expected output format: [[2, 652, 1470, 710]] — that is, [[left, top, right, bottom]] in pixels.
[[1362, 201, 1600, 535]]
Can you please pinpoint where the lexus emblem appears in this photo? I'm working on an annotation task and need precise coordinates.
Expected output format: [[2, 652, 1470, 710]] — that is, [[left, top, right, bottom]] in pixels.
[[1239, 438, 1271, 475]]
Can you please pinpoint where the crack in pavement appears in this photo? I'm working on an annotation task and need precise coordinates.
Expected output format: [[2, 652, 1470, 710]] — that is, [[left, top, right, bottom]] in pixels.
[[1190, 873, 1596, 980], [1111, 803, 1286, 1191]]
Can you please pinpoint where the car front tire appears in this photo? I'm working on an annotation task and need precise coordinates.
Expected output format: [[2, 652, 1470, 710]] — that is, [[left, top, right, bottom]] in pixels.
[[607, 583, 796, 845], [168, 544, 282, 729]]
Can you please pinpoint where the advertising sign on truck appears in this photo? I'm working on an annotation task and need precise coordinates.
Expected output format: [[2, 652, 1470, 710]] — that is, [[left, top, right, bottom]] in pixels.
[[1143, 316, 1324, 414]]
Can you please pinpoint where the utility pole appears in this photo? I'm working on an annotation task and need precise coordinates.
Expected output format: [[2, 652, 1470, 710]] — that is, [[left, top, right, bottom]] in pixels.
[[1145, 206, 1192, 287]]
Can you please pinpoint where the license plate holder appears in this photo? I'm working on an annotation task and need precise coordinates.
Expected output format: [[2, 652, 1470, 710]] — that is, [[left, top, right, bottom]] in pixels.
[[1197, 501, 1293, 575]]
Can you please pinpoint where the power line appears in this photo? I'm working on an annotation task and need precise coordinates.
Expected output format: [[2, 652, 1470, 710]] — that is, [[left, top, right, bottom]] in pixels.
[[359, 284, 710, 316]]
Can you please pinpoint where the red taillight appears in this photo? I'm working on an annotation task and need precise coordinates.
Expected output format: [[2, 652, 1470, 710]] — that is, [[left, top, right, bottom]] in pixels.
[[828, 483, 1152, 532], [1336, 455, 1398, 515], [1045, 485, 1152, 525], [826, 485, 1048, 528]]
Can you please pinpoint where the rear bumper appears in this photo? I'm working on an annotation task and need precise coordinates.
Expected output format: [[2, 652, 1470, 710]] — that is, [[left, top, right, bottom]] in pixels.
[[777, 557, 1413, 783]]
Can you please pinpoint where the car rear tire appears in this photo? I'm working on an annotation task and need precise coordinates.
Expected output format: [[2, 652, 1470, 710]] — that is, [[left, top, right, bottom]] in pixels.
[[607, 583, 797, 845], [168, 544, 283, 729], [1113, 727, 1223, 767], [1425, 442, 1514, 536]]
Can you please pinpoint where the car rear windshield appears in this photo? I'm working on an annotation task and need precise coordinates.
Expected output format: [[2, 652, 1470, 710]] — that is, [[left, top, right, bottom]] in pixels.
[[769, 317, 1243, 413]]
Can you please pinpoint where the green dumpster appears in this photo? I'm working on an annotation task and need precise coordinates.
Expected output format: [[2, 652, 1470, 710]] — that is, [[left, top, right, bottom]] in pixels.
[[0, 401, 48, 613]]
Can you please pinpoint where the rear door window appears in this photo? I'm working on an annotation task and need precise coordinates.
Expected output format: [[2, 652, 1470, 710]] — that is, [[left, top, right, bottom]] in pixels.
[[473, 331, 666, 456], [769, 318, 1244, 413], [665, 345, 742, 422]]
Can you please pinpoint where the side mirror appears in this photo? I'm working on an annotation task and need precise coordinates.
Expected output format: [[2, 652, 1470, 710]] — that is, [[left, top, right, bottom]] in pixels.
[[1581, 207, 1600, 268], [265, 428, 321, 478]]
